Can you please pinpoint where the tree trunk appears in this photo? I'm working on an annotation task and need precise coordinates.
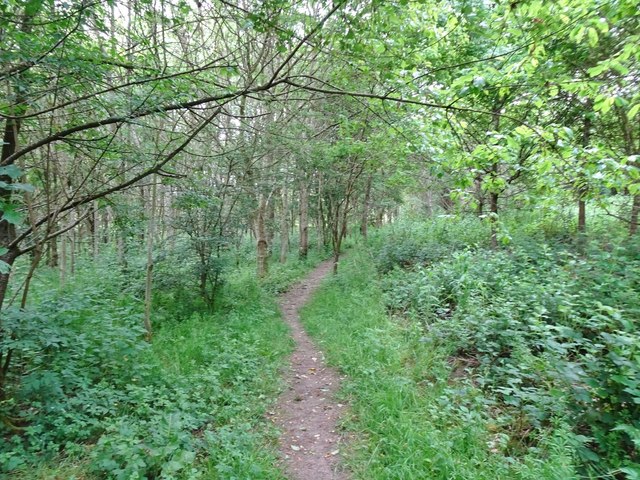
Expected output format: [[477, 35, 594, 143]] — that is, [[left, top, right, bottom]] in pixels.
[[70, 211, 76, 275], [317, 173, 325, 249], [143, 177, 157, 342], [92, 202, 99, 261], [47, 237, 59, 267], [578, 106, 592, 240], [256, 194, 269, 278], [360, 175, 372, 239], [60, 234, 67, 286], [0, 117, 21, 310], [475, 176, 484, 216], [279, 187, 289, 263], [578, 199, 586, 235], [490, 191, 499, 249], [299, 182, 309, 259]]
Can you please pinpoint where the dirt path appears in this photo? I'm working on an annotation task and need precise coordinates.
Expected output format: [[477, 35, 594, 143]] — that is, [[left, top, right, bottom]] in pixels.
[[273, 259, 350, 480]]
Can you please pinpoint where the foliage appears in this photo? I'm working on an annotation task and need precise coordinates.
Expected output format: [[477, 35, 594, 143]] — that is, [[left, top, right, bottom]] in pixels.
[[302, 249, 577, 479], [373, 216, 640, 478], [0, 248, 323, 478]]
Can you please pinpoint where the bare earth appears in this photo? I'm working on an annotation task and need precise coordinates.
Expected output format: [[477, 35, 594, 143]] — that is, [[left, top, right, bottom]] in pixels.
[[273, 259, 350, 480]]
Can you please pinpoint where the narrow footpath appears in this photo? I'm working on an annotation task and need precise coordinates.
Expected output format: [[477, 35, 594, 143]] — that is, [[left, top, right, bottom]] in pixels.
[[273, 259, 350, 480]]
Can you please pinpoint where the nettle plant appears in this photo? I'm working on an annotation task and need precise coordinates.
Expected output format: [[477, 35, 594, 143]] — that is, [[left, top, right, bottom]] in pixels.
[[375, 226, 640, 476]]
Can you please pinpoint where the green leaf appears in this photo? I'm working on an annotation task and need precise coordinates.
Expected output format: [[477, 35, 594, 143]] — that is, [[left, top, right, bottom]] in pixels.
[[629, 104, 640, 120], [1, 205, 23, 225], [0, 165, 22, 180], [587, 27, 598, 47], [587, 63, 607, 77], [24, 0, 44, 16]]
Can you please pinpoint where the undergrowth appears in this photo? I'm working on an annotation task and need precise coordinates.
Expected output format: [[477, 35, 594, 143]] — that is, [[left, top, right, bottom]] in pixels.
[[302, 211, 639, 479], [0, 246, 324, 479], [302, 249, 577, 479]]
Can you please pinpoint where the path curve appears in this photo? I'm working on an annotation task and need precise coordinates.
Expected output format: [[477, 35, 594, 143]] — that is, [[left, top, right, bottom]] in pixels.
[[273, 259, 350, 480]]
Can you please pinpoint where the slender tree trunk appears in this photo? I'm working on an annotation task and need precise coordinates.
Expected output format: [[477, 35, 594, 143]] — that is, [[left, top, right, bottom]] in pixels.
[[317, 173, 325, 249], [256, 194, 269, 278], [578, 106, 592, 242], [60, 233, 67, 286], [47, 237, 58, 267], [489, 100, 502, 249], [360, 174, 372, 239], [143, 177, 157, 342], [0, 122, 21, 311], [266, 197, 275, 256], [92, 202, 99, 261], [490, 190, 499, 249], [331, 211, 341, 275], [316, 216, 324, 250], [577, 199, 586, 234], [299, 182, 309, 259], [70, 211, 76, 275], [279, 187, 289, 264], [475, 176, 484, 216]]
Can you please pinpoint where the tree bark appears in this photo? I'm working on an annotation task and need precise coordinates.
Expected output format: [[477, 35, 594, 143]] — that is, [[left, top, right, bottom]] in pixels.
[[91, 202, 99, 261], [266, 197, 275, 256], [578, 106, 592, 240], [256, 194, 269, 278], [475, 176, 484, 216], [577, 199, 586, 235], [47, 237, 59, 267], [298, 181, 309, 259], [143, 177, 157, 342], [279, 187, 289, 263], [0, 116, 21, 310], [360, 174, 372, 239], [316, 172, 325, 249], [489, 190, 499, 249]]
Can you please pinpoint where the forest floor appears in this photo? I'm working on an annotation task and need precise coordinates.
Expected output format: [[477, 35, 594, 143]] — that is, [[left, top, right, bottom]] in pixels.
[[273, 259, 351, 480]]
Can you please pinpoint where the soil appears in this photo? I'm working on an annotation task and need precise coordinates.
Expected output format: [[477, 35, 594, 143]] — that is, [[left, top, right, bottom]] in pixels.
[[272, 259, 350, 480]]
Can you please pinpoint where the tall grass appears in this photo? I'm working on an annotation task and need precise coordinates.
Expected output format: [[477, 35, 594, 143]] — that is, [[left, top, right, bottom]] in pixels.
[[301, 249, 578, 480]]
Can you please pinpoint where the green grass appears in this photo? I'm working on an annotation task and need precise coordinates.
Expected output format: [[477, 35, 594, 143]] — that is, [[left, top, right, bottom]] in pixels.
[[2, 246, 329, 479], [301, 249, 578, 480]]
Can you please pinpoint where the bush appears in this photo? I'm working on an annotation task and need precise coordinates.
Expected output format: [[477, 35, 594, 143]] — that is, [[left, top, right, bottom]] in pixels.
[[374, 219, 640, 477]]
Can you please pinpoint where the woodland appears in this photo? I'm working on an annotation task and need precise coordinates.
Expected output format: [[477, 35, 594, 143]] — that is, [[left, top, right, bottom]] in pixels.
[[0, 0, 639, 478]]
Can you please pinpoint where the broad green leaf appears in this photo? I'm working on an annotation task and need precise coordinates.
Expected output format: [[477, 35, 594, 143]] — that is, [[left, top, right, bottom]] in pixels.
[[0, 165, 22, 180], [587, 63, 607, 77], [1, 205, 23, 225]]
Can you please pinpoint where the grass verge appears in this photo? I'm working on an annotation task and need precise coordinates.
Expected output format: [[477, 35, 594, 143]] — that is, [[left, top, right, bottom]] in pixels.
[[301, 248, 577, 480]]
